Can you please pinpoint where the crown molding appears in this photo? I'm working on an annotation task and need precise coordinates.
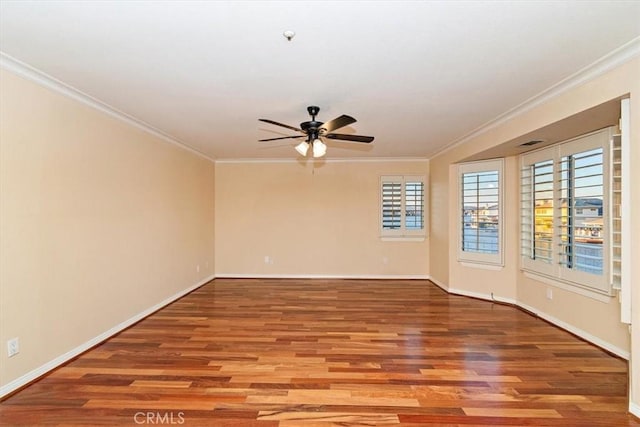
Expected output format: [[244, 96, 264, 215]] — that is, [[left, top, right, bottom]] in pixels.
[[430, 36, 640, 159], [0, 52, 215, 163], [215, 157, 429, 164]]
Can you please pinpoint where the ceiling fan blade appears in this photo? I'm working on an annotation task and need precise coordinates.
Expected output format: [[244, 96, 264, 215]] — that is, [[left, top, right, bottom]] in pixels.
[[259, 135, 305, 142], [259, 119, 303, 133], [319, 115, 356, 133], [325, 133, 374, 143]]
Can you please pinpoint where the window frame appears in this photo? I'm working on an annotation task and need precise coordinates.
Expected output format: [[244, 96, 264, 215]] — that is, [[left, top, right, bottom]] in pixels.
[[380, 175, 426, 239], [457, 159, 504, 267], [520, 127, 614, 295]]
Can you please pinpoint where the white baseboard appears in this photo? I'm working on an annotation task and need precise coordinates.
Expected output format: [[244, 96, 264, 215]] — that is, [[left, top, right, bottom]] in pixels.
[[430, 278, 629, 361], [215, 273, 429, 280], [0, 274, 215, 399], [514, 302, 628, 360], [630, 401, 640, 418], [447, 287, 517, 306], [426, 276, 449, 292]]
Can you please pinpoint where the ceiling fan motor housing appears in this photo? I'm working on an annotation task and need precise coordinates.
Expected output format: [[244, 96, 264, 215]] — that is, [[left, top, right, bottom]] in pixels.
[[300, 119, 323, 141]]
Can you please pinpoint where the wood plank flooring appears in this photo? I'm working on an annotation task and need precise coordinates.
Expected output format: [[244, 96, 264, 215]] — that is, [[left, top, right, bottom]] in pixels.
[[1, 279, 638, 426]]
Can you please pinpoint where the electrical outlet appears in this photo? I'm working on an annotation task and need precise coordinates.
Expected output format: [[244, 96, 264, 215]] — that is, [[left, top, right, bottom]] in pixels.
[[264, 256, 270, 264], [546, 288, 553, 300], [196, 264, 200, 273], [7, 337, 19, 357]]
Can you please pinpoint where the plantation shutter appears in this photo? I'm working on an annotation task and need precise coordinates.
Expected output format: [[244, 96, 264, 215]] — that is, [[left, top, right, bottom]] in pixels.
[[610, 134, 622, 290], [381, 178, 402, 230], [521, 127, 614, 295], [459, 159, 503, 266], [381, 175, 426, 238], [558, 148, 604, 275], [405, 181, 424, 230]]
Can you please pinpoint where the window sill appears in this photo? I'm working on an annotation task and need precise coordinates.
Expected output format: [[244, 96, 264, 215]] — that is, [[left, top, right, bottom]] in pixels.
[[381, 236, 425, 242], [522, 270, 613, 303], [458, 261, 503, 271]]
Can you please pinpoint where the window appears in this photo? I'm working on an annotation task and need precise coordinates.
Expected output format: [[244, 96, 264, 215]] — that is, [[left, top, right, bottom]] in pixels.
[[458, 159, 503, 266], [520, 127, 614, 294], [380, 176, 425, 238]]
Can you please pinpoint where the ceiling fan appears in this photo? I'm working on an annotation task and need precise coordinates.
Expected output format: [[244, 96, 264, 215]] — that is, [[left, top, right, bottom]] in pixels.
[[258, 106, 374, 158]]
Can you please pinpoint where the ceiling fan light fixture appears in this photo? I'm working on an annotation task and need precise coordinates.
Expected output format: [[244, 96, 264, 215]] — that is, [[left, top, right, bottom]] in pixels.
[[295, 141, 309, 156], [312, 139, 327, 158]]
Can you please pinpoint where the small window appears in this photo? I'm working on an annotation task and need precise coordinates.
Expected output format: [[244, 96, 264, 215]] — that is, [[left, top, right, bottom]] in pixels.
[[380, 176, 426, 238], [458, 159, 504, 266]]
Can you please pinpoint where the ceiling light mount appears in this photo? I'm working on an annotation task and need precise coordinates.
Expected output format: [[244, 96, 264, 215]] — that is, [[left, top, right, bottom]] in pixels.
[[307, 105, 319, 120], [283, 30, 295, 41]]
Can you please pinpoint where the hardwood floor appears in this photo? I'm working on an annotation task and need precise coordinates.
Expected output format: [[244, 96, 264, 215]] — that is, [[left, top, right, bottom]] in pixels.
[[1, 279, 637, 426]]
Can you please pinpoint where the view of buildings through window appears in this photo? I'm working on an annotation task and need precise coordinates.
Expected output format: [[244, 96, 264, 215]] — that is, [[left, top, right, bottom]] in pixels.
[[405, 182, 424, 230], [532, 160, 554, 263], [529, 148, 604, 276], [462, 170, 499, 254]]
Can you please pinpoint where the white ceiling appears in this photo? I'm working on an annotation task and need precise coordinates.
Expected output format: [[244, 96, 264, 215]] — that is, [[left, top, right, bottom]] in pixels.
[[1, 1, 639, 160]]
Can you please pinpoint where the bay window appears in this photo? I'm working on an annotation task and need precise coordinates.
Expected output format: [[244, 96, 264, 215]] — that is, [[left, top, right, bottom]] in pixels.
[[520, 127, 614, 294]]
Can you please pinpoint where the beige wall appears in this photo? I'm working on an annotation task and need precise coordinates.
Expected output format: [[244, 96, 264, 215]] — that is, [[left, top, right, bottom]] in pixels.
[[445, 156, 519, 303], [0, 69, 215, 392], [428, 158, 450, 287], [215, 160, 429, 277], [429, 57, 640, 410]]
